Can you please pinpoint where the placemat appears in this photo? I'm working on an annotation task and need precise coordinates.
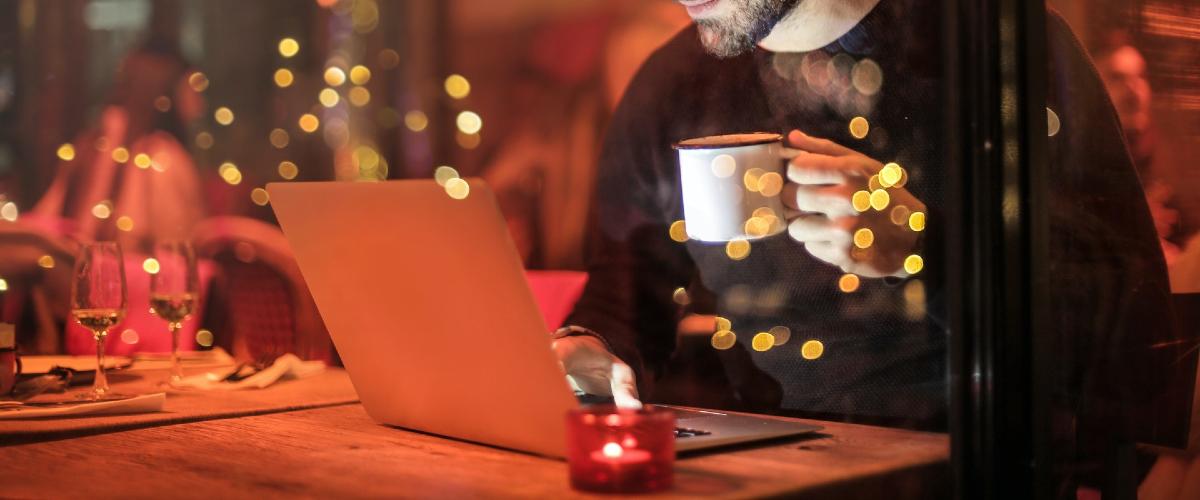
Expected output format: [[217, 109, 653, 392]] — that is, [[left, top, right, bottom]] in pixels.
[[0, 368, 359, 445]]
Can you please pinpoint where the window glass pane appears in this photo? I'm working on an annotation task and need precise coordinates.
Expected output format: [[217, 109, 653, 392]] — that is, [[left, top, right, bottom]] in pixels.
[[1044, 0, 1200, 496]]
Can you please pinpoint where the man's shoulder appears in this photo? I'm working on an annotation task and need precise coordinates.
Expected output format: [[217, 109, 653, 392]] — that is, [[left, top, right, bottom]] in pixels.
[[621, 24, 715, 104]]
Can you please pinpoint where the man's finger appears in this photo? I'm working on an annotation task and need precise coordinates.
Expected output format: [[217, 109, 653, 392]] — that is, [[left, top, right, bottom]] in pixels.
[[787, 153, 858, 186], [787, 129, 857, 157], [804, 240, 850, 268], [787, 214, 848, 245], [610, 363, 642, 409], [782, 184, 856, 217]]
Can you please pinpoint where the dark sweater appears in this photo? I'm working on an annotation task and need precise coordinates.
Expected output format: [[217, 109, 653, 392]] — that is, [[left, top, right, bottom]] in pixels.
[[565, 2, 1173, 435]]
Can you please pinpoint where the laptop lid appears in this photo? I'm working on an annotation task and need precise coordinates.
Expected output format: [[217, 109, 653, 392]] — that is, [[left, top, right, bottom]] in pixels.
[[268, 179, 578, 457]]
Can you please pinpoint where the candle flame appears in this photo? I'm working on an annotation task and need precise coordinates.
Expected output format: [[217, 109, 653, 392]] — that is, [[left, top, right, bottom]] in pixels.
[[602, 442, 624, 459]]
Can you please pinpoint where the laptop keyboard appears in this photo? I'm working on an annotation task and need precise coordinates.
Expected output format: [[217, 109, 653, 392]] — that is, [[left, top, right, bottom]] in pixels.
[[674, 427, 712, 438]]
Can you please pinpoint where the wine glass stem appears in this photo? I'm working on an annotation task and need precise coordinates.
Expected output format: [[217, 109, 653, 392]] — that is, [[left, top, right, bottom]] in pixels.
[[170, 323, 183, 381], [94, 331, 109, 396]]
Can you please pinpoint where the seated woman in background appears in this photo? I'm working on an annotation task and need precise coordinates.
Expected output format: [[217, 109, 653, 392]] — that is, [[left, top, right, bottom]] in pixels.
[[31, 39, 205, 251]]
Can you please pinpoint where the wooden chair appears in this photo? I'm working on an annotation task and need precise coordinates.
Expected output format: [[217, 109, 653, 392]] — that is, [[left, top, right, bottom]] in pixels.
[[191, 216, 333, 364]]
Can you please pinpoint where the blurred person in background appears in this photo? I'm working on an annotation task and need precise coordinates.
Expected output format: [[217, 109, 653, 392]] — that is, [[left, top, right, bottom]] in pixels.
[[1096, 41, 1185, 264], [30, 38, 205, 252]]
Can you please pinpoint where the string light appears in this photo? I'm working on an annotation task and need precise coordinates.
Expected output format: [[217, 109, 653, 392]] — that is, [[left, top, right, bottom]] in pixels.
[[852, 228, 874, 249], [715, 316, 732, 332], [879, 163, 903, 187], [852, 191, 871, 212], [869, 189, 890, 211], [751, 332, 774, 352], [725, 239, 751, 260], [800, 340, 824, 360], [838, 273, 860, 292], [711, 330, 736, 350]]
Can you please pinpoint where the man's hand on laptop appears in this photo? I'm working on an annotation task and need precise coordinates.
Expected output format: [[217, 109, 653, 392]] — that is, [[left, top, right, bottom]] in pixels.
[[552, 335, 642, 409]]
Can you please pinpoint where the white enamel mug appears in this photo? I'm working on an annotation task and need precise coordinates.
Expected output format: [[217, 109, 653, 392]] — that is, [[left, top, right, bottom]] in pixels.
[[674, 132, 792, 242]]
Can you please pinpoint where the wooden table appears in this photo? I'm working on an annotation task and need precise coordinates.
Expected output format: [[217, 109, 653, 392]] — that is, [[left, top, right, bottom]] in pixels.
[[2, 371, 949, 498]]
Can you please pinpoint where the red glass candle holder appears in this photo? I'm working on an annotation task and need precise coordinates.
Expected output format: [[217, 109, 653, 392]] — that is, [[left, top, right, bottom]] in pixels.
[[565, 405, 675, 493]]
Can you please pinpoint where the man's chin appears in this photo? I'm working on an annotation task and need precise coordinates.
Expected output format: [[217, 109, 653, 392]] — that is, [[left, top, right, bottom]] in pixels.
[[697, 23, 755, 58]]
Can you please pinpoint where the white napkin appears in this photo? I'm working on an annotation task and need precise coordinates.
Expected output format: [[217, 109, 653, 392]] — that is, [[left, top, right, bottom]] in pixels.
[[0, 392, 166, 420], [171, 354, 325, 391]]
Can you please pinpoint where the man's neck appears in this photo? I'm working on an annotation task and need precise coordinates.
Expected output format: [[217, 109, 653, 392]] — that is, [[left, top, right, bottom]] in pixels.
[[758, 0, 881, 53]]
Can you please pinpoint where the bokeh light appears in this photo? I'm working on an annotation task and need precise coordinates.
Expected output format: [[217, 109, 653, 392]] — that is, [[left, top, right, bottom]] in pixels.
[[669, 220, 688, 243], [672, 287, 690, 305], [270, 128, 290, 149], [348, 87, 371, 107], [715, 316, 732, 332], [1047, 107, 1061, 137], [250, 188, 270, 206], [349, 65, 371, 85], [743, 168, 765, 192], [324, 67, 346, 86], [444, 74, 471, 99], [890, 205, 911, 225], [153, 96, 172, 112], [769, 326, 791, 346], [91, 201, 112, 219], [456, 111, 482, 134], [904, 254, 925, 275], [879, 163, 902, 187], [214, 107, 235, 125], [37, 255, 55, 269], [404, 110, 429, 132], [909, 211, 926, 232], [142, 258, 160, 274], [800, 340, 824, 360], [120, 329, 139, 344], [0, 202, 17, 222], [196, 329, 214, 347], [195, 132, 214, 150], [848, 116, 869, 139], [278, 161, 299, 180], [725, 239, 751, 260], [444, 177, 470, 199], [111, 147, 130, 163], [219, 162, 243, 185], [852, 190, 871, 212], [116, 216, 134, 232], [298, 113, 320, 133], [278, 38, 300, 58], [711, 330, 736, 350], [434, 165, 460, 186], [710, 154, 736, 178], [853, 228, 874, 249], [378, 49, 401, 69], [133, 153, 152, 169], [319, 88, 340, 107], [56, 143, 75, 161], [838, 273, 861, 292], [757, 172, 784, 197], [274, 68, 295, 88], [869, 189, 890, 211], [187, 71, 209, 92], [751, 332, 775, 352]]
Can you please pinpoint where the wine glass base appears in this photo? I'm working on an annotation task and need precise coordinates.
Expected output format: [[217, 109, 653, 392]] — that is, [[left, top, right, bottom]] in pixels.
[[74, 392, 136, 402]]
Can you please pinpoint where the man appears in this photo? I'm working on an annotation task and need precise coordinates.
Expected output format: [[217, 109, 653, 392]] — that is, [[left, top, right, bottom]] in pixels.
[[553, 0, 1172, 439]]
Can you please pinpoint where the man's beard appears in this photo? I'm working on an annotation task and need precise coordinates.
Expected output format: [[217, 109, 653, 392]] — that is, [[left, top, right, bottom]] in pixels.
[[696, 0, 797, 58]]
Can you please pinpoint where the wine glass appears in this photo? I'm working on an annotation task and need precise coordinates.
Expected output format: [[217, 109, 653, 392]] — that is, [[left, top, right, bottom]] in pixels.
[[149, 241, 199, 385], [70, 242, 128, 400]]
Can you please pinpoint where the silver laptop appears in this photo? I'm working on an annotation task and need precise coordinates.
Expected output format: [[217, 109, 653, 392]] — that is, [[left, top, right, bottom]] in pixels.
[[268, 179, 819, 457]]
